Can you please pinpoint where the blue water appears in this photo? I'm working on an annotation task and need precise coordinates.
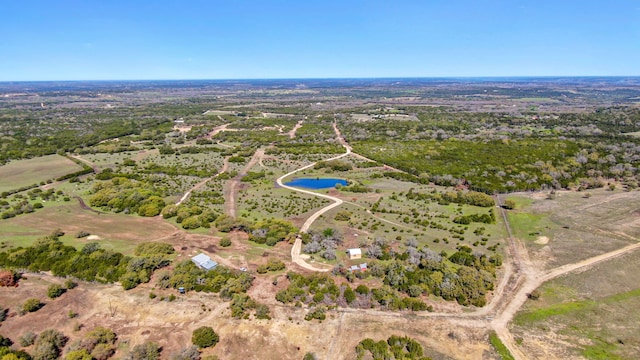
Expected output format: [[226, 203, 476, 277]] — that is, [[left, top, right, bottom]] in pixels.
[[285, 178, 348, 189]]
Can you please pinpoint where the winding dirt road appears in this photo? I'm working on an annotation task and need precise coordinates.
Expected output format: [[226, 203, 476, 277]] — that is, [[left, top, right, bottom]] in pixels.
[[273, 122, 640, 358], [276, 123, 352, 271]]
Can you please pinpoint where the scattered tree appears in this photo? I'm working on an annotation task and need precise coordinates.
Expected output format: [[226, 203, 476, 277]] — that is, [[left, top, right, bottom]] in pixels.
[[170, 346, 200, 360], [191, 327, 219, 349], [22, 298, 43, 313], [502, 199, 516, 210], [47, 284, 66, 299], [19, 332, 36, 347], [127, 342, 162, 360], [33, 329, 67, 360]]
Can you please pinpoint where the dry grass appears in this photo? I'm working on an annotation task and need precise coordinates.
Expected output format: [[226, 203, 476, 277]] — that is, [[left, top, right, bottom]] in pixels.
[[511, 250, 640, 359], [508, 189, 640, 269], [0, 202, 177, 254], [0, 273, 495, 360]]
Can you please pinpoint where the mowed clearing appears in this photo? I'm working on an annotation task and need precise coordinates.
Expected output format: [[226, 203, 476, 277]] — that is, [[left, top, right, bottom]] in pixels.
[[0, 202, 177, 254], [0, 154, 83, 192]]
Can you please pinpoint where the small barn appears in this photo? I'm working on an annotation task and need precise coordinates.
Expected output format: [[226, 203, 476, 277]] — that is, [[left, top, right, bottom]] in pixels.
[[349, 263, 367, 272], [346, 248, 362, 260], [192, 253, 218, 271]]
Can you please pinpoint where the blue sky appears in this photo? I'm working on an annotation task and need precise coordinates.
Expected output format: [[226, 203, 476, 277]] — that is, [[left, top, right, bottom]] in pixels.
[[1, 0, 639, 80]]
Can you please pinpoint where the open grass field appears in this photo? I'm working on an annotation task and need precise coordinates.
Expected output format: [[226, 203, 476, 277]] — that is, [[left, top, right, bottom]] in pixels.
[[510, 249, 640, 359], [82, 150, 155, 171], [506, 189, 640, 269], [0, 201, 176, 254], [0, 154, 83, 193]]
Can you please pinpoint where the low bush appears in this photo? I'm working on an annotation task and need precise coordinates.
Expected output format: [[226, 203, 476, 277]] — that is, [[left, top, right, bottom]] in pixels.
[[22, 298, 43, 313], [192, 327, 219, 348]]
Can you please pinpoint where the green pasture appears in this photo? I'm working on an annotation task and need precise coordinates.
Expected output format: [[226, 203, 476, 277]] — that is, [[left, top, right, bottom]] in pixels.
[[0, 202, 175, 255], [0, 154, 83, 193], [256, 162, 509, 260]]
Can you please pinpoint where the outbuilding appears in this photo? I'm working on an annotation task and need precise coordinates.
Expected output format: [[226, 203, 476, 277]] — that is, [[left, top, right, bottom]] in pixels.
[[192, 253, 218, 271], [348, 263, 368, 272], [346, 248, 362, 260]]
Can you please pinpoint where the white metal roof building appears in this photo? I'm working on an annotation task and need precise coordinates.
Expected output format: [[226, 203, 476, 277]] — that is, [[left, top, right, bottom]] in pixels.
[[346, 248, 362, 259], [192, 253, 218, 271]]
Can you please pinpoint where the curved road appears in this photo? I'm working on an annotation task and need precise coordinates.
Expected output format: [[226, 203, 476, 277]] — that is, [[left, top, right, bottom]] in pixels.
[[273, 122, 640, 358], [59, 122, 640, 359], [276, 123, 352, 271]]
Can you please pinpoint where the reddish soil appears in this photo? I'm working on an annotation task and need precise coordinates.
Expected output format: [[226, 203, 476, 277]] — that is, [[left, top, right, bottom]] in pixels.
[[0, 271, 18, 287]]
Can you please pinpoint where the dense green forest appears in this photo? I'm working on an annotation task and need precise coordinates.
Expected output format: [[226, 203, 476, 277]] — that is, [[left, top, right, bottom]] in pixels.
[[343, 107, 640, 193]]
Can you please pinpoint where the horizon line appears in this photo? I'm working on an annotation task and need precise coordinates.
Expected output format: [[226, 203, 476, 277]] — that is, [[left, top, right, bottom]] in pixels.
[[2, 75, 640, 83]]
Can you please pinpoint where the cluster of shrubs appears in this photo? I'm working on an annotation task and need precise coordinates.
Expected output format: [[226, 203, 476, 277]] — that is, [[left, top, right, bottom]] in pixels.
[[337, 181, 371, 193], [274, 272, 428, 311], [304, 306, 326, 321], [361, 244, 499, 307], [256, 259, 285, 274], [0, 329, 68, 360], [2, 297, 222, 359], [302, 228, 343, 260], [275, 272, 341, 305], [249, 218, 297, 246], [161, 204, 220, 230], [0, 233, 173, 291], [369, 286, 429, 311], [155, 260, 253, 298], [89, 177, 166, 216], [1, 189, 70, 220], [314, 159, 353, 171], [355, 335, 430, 360], [404, 189, 495, 207], [452, 210, 495, 225], [229, 293, 271, 320], [241, 171, 266, 183]]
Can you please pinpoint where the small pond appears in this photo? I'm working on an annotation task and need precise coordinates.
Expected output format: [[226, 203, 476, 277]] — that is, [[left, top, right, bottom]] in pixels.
[[285, 177, 348, 189]]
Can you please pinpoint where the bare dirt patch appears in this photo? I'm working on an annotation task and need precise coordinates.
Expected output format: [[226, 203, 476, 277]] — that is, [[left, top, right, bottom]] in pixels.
[[535, 236, 549, 245], [288, 120, 303, 138]]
